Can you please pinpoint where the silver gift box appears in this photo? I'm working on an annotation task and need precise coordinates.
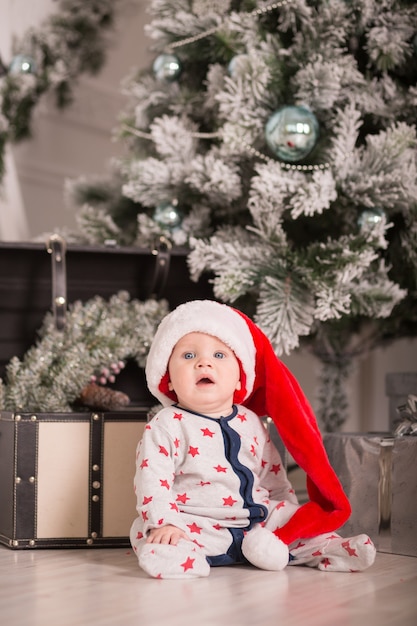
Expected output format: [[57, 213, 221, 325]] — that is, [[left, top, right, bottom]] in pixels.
[[323, 433, 417, 557]]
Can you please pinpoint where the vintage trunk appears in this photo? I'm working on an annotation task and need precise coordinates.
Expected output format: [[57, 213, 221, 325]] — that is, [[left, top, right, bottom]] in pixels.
[[0, 409, 148, 548]]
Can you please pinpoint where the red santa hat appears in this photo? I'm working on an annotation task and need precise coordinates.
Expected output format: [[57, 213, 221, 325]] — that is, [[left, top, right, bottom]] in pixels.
[[145, 299, 351, 545]]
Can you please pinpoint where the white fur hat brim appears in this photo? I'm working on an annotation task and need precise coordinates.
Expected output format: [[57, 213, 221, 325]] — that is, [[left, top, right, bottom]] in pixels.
[[145, 299, 256, 406]]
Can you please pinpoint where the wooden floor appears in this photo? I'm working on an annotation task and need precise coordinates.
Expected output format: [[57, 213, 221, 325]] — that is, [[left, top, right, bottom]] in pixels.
[[0, 546, 416, 626]]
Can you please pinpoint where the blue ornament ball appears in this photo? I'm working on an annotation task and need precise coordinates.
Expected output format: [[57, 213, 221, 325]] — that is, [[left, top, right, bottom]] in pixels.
[[265, 105, 319, 162], [153, 54, 182, 83], [9, 54, 37, 75], [153, 201, 183, 229]]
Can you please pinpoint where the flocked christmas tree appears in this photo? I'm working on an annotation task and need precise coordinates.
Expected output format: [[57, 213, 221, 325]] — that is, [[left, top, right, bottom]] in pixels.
[[64, 0, 417, 430]]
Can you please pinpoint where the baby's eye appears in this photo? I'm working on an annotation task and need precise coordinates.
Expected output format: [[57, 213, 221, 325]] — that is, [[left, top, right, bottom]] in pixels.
[[184, 351, 195, 359], [214, 351, 226, 359]]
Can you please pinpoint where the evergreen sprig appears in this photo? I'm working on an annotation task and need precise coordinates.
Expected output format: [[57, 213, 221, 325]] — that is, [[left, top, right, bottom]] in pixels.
[[0, 292, 169, 413]]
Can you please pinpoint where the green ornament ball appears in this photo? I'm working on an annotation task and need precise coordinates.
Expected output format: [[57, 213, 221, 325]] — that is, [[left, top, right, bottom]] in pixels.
[[153, 54, 182, 83], [265, 105, 319, 163]]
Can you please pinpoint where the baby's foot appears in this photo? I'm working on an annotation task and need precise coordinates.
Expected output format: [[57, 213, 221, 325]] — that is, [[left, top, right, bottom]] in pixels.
[[317, 534, 376, 572], [242, 525, 289, 571]]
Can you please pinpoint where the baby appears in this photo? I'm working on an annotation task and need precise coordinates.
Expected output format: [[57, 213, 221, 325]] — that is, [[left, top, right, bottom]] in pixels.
[[130, 300, 376, 578]]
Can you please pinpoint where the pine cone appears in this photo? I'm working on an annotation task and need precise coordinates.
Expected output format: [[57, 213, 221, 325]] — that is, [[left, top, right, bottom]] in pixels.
[[77, 382, 130, 411]]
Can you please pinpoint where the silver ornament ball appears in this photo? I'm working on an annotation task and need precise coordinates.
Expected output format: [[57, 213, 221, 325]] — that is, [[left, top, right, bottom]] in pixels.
[[358, 208, 385, 230], [9, 54, 37, 75], [227, 54, 249, 78], [153, 54, 182, 83], [154, 201, 183, 229], [265, 105, 319, 162]]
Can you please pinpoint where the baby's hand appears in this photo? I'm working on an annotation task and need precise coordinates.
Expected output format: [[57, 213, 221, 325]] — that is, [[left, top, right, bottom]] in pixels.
[[146, 525, 190, 546]]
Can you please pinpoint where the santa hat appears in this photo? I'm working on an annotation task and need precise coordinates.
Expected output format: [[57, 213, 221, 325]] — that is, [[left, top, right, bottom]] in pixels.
[[145, 299, 351, 545]]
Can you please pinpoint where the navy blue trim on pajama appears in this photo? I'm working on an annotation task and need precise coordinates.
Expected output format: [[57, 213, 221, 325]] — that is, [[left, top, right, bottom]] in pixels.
[[206, 528, 248, 566], [217, 408, 268, 529]]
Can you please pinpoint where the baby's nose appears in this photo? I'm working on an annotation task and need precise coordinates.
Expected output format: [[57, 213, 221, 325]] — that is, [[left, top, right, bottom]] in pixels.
[[197, 356, 212, 366]]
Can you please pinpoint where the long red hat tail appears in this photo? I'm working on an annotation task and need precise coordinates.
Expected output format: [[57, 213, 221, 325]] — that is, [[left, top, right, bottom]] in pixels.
[[235, 309, 351, 545]]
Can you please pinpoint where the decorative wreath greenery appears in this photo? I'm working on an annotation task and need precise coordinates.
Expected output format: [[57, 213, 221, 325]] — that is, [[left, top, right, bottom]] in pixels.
[[0, 291, 169, 413], [0, 0, 118, 181]]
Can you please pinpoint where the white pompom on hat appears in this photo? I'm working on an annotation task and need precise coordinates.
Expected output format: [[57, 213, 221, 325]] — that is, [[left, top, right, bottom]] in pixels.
[[145, 299, 351, 546]]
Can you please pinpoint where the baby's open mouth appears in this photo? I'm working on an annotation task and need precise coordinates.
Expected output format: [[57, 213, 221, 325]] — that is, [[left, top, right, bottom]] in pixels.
[[197, 376, 214, 385]]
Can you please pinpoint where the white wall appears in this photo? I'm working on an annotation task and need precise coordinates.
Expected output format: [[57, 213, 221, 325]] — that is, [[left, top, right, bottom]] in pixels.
[[0, 0, 415, 430]]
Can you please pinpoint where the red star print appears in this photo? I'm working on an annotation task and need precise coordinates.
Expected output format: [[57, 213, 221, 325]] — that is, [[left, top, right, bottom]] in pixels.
[[198, 481, 211, 486], [201, 427, 215, 437], [261, 459, 267, 468], [140, 458, 149, 469], [173, 412, 183, 420], [187, 522, 202, 534], [253, 436, 259, 445], [141, 511, 148, 522], [159, 445, 169, 456], [142, 496, 153, 505], [342, 540, 358, 557], [320, 558, 331, 568], [365, 537, 374, 546], [188, 446, 199, 457], [223, 496, 237, 507], [170, 502, 179, 512], [181, 557, 195, 572], [275, 501, 286, 510], [136, 531, 144, 540], [312, 550, 322, 557], [157, 518, 164, 525], [174, 438, 180, 448], [292, 541, 305, 550], [214, 465, 227, 473], [250, 444, 256, 456], [270, 464, 281, 475], [237, 413, 247, 422], [213, 523, 222, 530], [160, 479, 170, 490], [176, 493, 190, 504], [145, 424, 151, 430]]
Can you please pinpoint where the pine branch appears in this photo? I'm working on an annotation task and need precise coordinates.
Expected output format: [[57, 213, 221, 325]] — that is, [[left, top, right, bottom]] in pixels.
[[0, 293, 169, 413]]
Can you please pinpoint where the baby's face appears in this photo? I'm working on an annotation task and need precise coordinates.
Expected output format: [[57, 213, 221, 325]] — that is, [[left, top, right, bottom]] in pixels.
[[167, 332, 241, 418]]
